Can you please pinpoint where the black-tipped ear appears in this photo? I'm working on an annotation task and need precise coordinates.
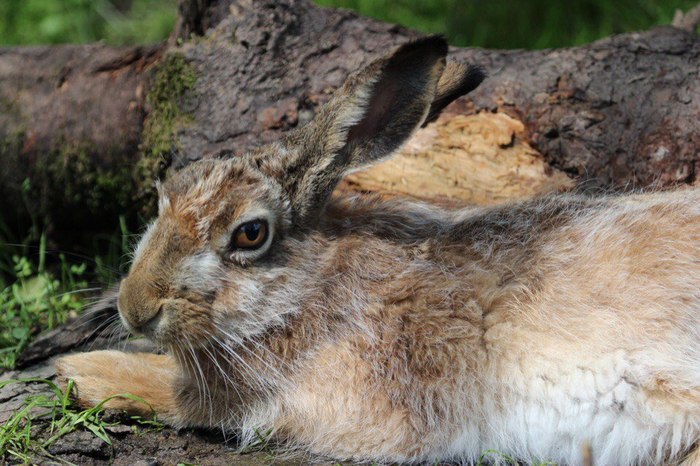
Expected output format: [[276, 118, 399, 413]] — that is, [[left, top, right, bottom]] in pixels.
[[259, 36, 483, 226], [338, 35, 449, 168], [422, 62, 485, 126]]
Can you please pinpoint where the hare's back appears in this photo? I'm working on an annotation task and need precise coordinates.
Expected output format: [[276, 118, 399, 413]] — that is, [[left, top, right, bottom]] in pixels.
[[465, 189, 700, 464]]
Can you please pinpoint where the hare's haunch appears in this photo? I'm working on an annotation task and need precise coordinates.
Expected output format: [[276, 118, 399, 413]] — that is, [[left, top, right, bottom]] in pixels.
[[56, 37, 700, 465]]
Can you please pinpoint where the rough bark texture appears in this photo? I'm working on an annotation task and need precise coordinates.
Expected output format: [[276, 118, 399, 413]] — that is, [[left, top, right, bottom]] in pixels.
[[1, 0, 700, 464], [1, 0, 699, 240], [0, 44, 162, 243], [174, 0, 699, 191]]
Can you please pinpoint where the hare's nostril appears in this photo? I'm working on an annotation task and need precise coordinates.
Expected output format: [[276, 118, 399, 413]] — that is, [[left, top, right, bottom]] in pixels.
[[120, 301, 164, 337], [117, 276, 166, 337], [138, 305, 164, 337]]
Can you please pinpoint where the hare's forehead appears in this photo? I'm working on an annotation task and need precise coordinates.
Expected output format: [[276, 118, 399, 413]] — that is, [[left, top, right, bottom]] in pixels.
[[156, 159, 290, 243], [160, 160, 277, 217]]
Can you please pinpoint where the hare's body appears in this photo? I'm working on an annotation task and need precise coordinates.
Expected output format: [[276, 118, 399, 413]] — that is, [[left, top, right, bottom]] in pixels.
[[56, 38, 700, 465], [280, 191, 700, 465], [172, 189, 700, 464]]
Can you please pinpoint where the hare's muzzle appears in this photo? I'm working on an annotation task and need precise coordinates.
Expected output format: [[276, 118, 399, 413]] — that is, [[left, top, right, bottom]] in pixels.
[[117, 275, 163, 337]]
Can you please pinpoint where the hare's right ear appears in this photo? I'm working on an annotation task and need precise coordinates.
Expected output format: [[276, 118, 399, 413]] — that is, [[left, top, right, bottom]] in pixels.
[[257, 36, 484, 226]]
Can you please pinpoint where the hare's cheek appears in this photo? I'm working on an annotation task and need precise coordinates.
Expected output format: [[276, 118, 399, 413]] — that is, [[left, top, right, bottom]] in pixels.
[[205, 277, 265, 336], [233, 276, 263, 308], [175, 251, 224, 296]]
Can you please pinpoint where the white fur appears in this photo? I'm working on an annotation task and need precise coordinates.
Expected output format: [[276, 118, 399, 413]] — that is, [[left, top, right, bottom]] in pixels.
[[176, 250, 223, 292], [131, 220, 156, 265]]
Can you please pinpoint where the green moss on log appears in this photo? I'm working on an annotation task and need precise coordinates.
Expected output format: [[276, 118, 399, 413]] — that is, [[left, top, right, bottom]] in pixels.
[[0, 53, 198, 244], [0, 133, 136, 245], [37, 144, 133, 214], [137, 53, 198, 203]]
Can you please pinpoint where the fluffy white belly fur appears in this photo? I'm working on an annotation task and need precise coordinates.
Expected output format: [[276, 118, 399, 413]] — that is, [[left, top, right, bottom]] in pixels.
[[445, 349, 700, 465]]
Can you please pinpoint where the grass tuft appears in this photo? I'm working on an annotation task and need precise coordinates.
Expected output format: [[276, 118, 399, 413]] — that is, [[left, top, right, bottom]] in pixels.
[[0, 235, 88, 369], [0, 378, 163, 463]]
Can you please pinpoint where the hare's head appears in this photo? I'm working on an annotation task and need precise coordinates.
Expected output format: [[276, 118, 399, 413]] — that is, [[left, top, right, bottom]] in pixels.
[[117, 36, 484, 349]]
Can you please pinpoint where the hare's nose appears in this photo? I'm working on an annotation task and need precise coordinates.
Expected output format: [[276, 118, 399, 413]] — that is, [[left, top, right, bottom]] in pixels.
[[117, 277, 163, 335]]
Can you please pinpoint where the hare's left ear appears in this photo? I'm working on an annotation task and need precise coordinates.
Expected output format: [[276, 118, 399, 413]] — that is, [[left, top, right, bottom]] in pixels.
[[258, 35, 484, 226]]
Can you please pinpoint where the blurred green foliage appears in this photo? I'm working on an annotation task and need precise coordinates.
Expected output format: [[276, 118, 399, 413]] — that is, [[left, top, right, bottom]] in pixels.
[[0, 0, 695, 48], [316, 0, 697, 49], [0, 0, 177, 46], [0, 235, 87, 369]]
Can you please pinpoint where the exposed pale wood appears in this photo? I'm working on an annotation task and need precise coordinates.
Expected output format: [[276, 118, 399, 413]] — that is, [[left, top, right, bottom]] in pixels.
[[343, 112, 573, 205]]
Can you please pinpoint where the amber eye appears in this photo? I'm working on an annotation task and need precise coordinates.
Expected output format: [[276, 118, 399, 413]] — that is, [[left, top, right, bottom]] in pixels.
[[232, 220, 268, 249]]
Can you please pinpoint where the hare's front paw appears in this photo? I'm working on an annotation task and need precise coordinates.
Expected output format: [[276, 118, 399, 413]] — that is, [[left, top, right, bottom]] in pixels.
[[55, 350, 179, 418], [55, 350, 126, 408]]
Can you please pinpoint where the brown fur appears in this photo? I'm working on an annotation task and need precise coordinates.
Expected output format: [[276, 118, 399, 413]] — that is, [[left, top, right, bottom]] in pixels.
[[56, 37, 700, 465], [55, 352, 180, 418]]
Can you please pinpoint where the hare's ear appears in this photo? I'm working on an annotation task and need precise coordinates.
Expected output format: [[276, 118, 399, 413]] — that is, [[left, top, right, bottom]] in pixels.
[[259, 36, 484, 226], [422, 61, 485, 126]]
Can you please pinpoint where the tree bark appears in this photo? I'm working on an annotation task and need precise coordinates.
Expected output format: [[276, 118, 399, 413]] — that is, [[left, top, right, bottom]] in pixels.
[[0, 44, 162, 244], [1, 0, 699, 245]]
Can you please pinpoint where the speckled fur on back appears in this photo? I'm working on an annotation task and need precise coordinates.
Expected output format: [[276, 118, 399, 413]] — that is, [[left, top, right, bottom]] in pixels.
[[56, 37, 700, 466]]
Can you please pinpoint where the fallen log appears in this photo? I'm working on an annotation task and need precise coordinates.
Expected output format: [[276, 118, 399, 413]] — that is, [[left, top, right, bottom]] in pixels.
[[0, 0, 698, 247]]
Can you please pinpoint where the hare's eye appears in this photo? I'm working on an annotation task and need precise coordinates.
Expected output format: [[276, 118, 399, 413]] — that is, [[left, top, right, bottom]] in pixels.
[[232, 220, 268, 249]]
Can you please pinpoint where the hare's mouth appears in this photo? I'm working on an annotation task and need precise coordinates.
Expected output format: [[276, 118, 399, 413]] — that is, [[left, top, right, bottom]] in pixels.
[[134, 297, 218, 349]]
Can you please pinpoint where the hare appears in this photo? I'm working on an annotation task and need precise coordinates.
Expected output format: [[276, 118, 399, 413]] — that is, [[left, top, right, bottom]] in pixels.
[[55, 36, 700, 466]]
